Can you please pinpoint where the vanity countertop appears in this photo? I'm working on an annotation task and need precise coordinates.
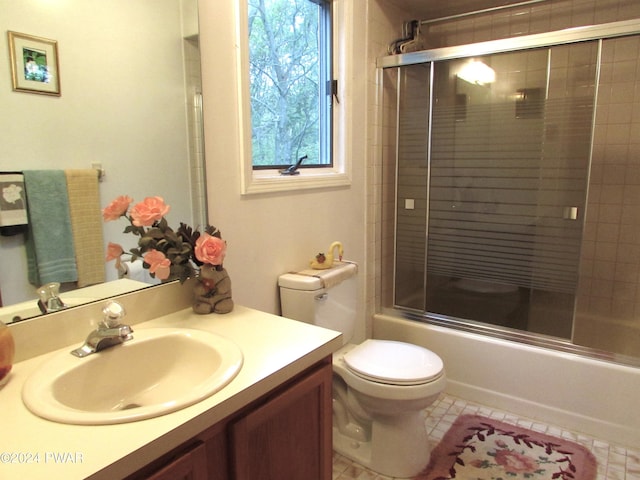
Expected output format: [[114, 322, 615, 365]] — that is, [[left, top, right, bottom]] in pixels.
[[0, 305, 342, 480]]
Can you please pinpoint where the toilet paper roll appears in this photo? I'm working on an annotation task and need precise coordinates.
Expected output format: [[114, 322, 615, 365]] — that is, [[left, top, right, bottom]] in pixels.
[[120, 261, 161, 285]]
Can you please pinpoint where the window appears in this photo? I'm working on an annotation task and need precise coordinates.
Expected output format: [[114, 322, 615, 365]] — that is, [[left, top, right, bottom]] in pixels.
[[237, 0, 353, 194], [247, 0, 332, 171]]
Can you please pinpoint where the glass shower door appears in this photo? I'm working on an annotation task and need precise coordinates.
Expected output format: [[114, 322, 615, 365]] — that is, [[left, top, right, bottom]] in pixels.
[[393, 63, 431, 311], [424, 43, 598, 337], [392, 42, 599, 339]]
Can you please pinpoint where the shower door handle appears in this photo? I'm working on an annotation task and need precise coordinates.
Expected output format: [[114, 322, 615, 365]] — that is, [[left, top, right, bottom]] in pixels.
[[563, 206, 578, 220]]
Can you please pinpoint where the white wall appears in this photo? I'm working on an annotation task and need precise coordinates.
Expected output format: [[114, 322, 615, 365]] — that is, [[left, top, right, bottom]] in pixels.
[[198, 0, 368, 338], [0, 0, 192, 304]]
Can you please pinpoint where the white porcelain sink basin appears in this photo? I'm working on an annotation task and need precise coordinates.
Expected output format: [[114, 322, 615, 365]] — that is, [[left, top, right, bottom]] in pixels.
[[22, 328, 243, 425]]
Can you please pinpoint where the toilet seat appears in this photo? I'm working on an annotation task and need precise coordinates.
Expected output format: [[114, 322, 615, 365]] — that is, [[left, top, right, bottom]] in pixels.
[[343, 340, 444, 386]]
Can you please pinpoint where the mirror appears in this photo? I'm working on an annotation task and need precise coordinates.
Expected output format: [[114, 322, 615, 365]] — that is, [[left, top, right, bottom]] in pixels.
[[0, 0, 206, 323]]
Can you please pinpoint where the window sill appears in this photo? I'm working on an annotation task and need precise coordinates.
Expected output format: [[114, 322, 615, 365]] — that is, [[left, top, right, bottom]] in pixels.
[[242, 169, 351, 195]]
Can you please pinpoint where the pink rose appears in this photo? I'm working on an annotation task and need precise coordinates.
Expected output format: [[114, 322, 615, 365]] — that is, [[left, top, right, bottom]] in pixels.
[[143, 249, 171, 280], [105, 242, 124, 261], [102, 195, 133, 222], [195, 233, 226, 265], [494, 449, 538, 475], [130, 196, 170, 227]]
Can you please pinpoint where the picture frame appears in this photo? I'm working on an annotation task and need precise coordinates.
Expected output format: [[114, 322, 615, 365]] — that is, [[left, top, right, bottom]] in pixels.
[[8, 31, 61, 96]]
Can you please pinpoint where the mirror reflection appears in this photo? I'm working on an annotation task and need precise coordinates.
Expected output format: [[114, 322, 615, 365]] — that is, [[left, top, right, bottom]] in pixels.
[[0, 0, 206, 323]]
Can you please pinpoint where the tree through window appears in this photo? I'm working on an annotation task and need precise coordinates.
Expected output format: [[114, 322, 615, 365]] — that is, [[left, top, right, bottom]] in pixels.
[[248, 0, 332, 170]]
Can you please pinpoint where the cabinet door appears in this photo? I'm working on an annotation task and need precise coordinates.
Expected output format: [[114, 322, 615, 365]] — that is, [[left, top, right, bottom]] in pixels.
[[143, 442, 208, 480], [231, 362, 332, 480]]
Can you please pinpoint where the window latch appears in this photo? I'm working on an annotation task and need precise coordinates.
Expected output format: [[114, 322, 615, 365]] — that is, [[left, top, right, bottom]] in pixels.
[[279, 155, 308, 175], [330, 79, 340, 104]]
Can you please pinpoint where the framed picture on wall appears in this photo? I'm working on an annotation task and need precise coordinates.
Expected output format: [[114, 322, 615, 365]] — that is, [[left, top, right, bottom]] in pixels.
[[8, 31, 61, 96]]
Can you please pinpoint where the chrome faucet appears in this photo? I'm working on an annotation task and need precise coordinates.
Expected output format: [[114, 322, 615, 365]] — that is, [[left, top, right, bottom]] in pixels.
[[37, 282, 67, 314], [71, 301, 133, 357]]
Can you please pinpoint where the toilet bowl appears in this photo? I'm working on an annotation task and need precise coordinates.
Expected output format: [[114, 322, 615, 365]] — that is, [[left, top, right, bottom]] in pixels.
[[332, 340, 446, 477], [278, 263, 446, 478]]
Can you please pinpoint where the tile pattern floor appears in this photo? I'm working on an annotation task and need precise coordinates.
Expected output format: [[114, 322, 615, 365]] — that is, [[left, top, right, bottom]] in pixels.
[[332, 394, 640, 480]]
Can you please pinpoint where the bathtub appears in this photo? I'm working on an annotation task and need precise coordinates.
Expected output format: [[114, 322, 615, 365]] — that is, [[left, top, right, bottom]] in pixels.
[[374, 311, 640, 450]]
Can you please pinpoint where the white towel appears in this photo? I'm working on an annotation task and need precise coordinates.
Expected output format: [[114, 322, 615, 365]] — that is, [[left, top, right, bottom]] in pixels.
[[119, 260, 161, 285]]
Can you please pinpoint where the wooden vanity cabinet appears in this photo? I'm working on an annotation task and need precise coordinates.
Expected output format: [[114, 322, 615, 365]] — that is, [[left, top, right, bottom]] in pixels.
[[231, 357, 333, 479], [129, 357, 333, 480], [142, 442, 208, 480]]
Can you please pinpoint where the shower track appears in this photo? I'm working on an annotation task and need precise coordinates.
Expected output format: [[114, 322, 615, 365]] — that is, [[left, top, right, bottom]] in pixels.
[[378, 18, 640, 69]]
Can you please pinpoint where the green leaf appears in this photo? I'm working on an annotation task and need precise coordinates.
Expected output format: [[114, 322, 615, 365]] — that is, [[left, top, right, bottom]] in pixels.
[[146, 228, 165, 240], [206, 225, 222, 238], [138, 237, 155, 249], [165, 230, 180, 243]]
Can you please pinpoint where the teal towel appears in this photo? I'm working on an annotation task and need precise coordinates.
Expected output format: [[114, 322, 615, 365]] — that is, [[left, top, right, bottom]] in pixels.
[[23, 170, 78, 286]]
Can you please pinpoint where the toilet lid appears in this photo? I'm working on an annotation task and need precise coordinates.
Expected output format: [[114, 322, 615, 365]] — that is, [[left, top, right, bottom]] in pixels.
[[343, 339, 443, 385]]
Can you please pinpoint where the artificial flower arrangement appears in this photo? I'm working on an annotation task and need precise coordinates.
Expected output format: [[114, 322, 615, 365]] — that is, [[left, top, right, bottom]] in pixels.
[[103, 195, 233, 314], [103, 195, 226, 283]]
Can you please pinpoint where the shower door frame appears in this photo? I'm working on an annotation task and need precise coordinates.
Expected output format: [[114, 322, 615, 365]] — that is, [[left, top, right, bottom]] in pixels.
[[379, 18, 640, 368], [378, 19, 640, 69]]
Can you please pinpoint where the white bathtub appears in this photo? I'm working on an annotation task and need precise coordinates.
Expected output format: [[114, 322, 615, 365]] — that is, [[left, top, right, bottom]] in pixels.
[[374, 312, 640, 449]]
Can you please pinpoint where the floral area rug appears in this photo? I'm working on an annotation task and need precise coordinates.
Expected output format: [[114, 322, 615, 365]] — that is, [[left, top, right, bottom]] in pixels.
[[415, 414, 597, 480]]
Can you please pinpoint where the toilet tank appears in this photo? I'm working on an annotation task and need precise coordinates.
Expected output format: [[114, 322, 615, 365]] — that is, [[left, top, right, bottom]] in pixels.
[[278, 262, 357, 344]]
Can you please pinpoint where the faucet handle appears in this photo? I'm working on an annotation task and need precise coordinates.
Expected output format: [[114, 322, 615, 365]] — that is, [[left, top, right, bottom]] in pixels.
[[36, 282, 66, 313], [102, 301, 126, 328], [37, 282, 61, 300]]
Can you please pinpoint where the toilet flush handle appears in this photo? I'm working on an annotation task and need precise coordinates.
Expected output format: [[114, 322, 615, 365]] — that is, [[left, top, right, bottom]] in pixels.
[[315, 293, 328, 301]]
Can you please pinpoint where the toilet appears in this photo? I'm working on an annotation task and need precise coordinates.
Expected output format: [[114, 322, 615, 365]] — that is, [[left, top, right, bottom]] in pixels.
[[278, 262, 446, 478]]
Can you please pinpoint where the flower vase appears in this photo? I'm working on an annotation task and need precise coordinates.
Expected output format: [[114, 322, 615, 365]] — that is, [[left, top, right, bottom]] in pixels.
[[0, 321, 15, 387], [192, 265, 234, 314]]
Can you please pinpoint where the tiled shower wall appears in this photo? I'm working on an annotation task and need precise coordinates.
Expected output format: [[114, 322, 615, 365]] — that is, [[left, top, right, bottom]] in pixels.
[[366, 2, 415, 325], [574, 35, 640, 356], [368, 0, 640, 357], [184, 36, 207, 230], [423, 0, 640, 48]]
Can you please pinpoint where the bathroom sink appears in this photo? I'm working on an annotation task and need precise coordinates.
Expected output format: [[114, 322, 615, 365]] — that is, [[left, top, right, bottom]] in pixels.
[[22, 328, 243, 425]]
